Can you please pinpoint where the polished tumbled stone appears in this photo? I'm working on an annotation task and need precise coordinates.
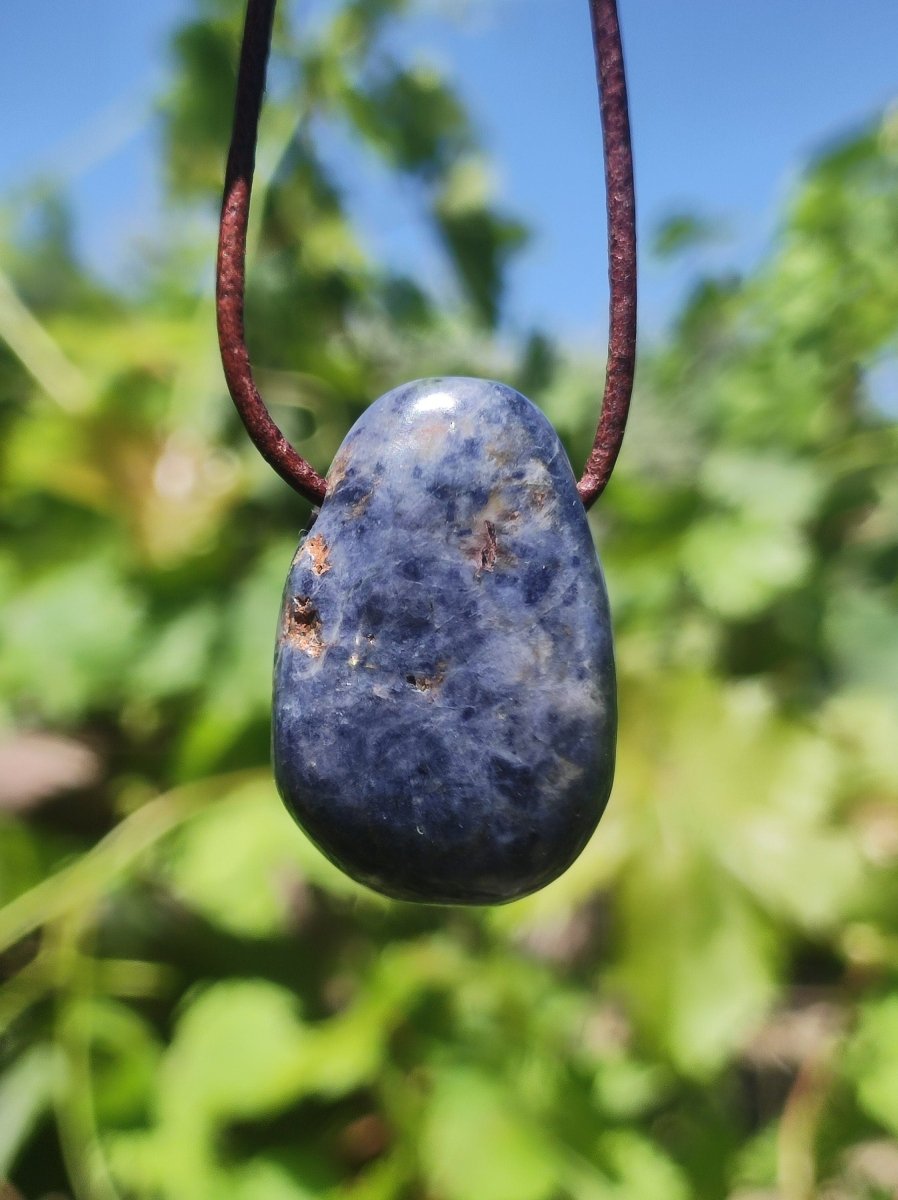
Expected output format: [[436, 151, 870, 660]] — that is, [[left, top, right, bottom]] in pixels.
[[273, 377, 616, 904]]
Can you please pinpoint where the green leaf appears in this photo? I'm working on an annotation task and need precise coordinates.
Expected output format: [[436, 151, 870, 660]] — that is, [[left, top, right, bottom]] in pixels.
[[421, 1068, 562, 1200], [434, 157, 529, 327], [345, 65, 470, 178], [164, 781, 367, 936], [0, 558, 142, 721], [159, 981, 309, 1126], [0, 1045, 56, 1177], [594, 1131, 691, 1200], [614, 848, 779, 1076], [651, 212, 727, 260], [700, 450, 824, 525], [0, 821, 45, 907], [131, 604, 218, 702], [61, 999, 160, 1127], [825, 585, 898, 695], [681, 513, 810, 618], [229, 1157, 323, 1200], [846, 996, 898, 1135], [176, 540, 296, 774]]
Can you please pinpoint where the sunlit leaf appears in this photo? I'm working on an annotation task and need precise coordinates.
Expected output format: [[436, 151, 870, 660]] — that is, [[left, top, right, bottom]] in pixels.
[[845, 996, 898, 1136], [421, 1068, 563, 1200]]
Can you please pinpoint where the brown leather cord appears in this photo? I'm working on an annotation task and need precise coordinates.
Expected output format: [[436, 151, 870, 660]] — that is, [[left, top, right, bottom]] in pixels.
[[217, 0, 636, 510], [217, 0, 327, 504], [577, 0, 637, 509]]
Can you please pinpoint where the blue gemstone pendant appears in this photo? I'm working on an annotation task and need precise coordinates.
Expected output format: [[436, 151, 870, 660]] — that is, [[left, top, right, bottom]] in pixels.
[[273, 377, 616, 904]]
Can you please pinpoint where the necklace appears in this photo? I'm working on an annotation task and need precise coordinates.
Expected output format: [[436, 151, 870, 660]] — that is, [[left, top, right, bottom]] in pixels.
[[217, 0, 636, 905]]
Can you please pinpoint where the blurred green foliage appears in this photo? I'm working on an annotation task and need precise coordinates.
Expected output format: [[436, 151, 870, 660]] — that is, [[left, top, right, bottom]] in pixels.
[[1, 1, 897, 1198]]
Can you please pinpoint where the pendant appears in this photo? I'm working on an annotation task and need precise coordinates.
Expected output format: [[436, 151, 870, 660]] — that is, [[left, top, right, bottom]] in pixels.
[[273, 377, 616, 904], [218, 1, 636, 904]]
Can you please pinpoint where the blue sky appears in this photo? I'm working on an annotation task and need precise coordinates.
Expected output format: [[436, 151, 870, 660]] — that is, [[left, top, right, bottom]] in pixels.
[[3, 0, 898, 345]]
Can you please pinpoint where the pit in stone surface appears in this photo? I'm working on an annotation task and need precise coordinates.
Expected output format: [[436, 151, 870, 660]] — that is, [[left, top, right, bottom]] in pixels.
[[284, 596, 324, 657]]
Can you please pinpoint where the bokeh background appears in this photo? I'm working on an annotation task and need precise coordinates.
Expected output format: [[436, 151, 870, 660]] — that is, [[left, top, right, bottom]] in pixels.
[[2, 2, 898, 1198]]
